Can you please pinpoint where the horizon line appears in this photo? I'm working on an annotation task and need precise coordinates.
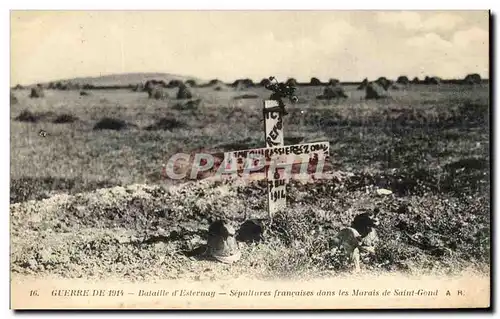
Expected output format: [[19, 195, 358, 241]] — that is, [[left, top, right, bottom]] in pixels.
[[11, 70, 490, 87]]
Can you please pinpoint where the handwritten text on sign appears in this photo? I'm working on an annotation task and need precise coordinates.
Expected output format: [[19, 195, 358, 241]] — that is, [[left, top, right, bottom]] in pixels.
[[161, 142, 330, 181], [264, 100, 284, 148], [264, 99, 286, 215], [222, 142, 330, 179]]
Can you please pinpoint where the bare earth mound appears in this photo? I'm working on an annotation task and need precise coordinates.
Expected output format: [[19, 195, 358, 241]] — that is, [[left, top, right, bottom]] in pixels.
[[11, 170, 489, 282]]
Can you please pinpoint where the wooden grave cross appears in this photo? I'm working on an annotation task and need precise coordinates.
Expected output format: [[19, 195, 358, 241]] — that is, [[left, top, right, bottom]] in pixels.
[[222, 99, 331, 219]]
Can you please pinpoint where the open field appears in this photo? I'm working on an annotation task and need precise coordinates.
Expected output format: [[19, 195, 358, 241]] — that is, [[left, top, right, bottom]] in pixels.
[[10, 80, 490, 281]]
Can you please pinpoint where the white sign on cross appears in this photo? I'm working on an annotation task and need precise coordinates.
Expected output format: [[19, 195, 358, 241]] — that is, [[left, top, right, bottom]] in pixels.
[[221, 100, 330, 218], [263, 100, 287, 216]]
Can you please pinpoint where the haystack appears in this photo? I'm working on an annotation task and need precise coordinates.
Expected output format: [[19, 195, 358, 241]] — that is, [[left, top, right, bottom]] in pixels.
[[29, 86, 44, 98], [286, 78, 298, 87], [365, 82, 389, 100], [208, 79, 221, 86], [144, 80, 166, 91], [423, 76, 441, 85], [396, 76, 410, 85], [148, 86, 169, 100], [176, 83, 193, 99], [357, 78, 368, 90], [375, 77, 392, 90], [310, 77, 322, 86], [328, 78, 340, 86], [259, 78, 271, 87], [463, 73, 482, 85], [56, 82, 69, 90], [317, 83, 348, 100], [233, 79, 254, 90], [185, 79, 197, 88], [207, 79, 228, 91], [167, 79, 183, 88]]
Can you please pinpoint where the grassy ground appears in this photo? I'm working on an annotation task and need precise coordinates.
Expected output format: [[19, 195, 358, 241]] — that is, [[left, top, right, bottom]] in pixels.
[[10, 82, 490, 281]]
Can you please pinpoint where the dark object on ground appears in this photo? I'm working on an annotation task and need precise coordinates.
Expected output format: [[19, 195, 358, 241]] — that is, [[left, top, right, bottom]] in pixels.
[[463, 73, 482, 85], [15, 110, 39, 123], [236, 219, 266, 243], [144, 80, 167, 91], [396, 76, 410, 85], [167, 79, 183, 88], [423, 76, 441, 85], [233, 94, 259, 100], [328, 78, 340, 86], [93, 117, 130, 131], [185, 79, 197, 87], [444, 157, 488, 172], [208, 79, 223, 86], [365, 82, 389, 100], [53, 114, 79, 124], [80, 91, 90, 96], [259, 78, 271, 87], [351, 208, 380, 238], [207, 220, 241, 264], [310, 77, 322, 85], [357, 78, 368, 90], [30, 86, 44, 98], [375, 77, 393, 90], [144, 117, 186, 131], [148, 86, 169, 100], [286, 78, 298, 87], [233, 79, 255, 90], [176, 84, 193, 99], [317, 85, 348, 100]]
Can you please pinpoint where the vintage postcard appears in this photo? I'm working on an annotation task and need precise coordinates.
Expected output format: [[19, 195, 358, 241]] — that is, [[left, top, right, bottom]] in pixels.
[[9, 10, 491, 310]]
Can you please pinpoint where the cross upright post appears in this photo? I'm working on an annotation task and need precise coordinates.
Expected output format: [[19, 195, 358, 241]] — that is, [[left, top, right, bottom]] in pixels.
[[263, 99, 286, 219]]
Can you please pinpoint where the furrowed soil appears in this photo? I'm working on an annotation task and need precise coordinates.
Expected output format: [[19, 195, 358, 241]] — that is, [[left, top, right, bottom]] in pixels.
[[10, 83, 490, 282]]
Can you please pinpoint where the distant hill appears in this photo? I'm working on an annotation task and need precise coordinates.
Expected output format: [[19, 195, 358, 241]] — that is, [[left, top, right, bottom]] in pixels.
[[30, 72, 205, 88]]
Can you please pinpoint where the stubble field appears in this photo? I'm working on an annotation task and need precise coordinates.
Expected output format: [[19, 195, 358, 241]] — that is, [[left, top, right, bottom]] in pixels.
[[10, 80, 490, 282]]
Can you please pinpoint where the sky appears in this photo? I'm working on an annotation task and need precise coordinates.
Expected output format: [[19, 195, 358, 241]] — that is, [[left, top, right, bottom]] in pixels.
[[10, 10, 489, 85]]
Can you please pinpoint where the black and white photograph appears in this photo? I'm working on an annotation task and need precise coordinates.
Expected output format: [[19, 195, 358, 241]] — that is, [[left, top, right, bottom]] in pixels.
[[9, 9, 491, 309]]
